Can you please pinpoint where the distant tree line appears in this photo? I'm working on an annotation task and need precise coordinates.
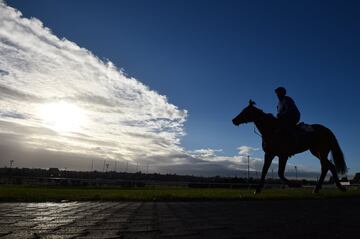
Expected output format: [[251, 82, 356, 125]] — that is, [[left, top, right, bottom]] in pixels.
[[0, 167, 335, 186]]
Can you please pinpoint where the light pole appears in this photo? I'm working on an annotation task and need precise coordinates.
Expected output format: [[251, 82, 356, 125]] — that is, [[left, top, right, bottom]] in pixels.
[[247, 155, 250, 183], [9, 160, 14, 168], [114, 161, 117, 172], [294, 166, 298, 180]]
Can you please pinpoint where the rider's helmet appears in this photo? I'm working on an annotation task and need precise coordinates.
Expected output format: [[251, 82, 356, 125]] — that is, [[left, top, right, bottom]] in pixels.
[[275, 87, 286, 97]]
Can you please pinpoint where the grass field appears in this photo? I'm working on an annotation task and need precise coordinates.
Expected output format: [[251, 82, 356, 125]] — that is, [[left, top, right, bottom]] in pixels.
[[1, 185, 360, 202]]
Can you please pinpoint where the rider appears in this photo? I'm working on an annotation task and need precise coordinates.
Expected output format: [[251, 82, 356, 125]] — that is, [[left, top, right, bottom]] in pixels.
[[275, 87, 300, 132]]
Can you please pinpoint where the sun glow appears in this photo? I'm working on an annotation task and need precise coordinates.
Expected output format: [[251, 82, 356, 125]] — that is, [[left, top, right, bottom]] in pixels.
[[38, 101, 86, 133]]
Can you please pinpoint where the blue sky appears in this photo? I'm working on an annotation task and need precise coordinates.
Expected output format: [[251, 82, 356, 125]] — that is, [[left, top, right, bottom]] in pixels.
[[2, 0, 360, 176]]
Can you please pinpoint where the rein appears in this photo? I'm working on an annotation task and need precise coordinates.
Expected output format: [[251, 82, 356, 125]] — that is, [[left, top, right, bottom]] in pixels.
[[253, 125, 262, 138]]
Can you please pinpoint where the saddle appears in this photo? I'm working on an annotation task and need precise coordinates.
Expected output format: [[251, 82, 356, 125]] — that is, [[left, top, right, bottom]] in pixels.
[[276, 122, 314, 137], [275, 122, 314, 155], [296, 122, 314, 133]]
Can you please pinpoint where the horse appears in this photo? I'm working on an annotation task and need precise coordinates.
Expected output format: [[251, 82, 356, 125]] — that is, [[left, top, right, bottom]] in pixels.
[[232, 100, 347, 193]]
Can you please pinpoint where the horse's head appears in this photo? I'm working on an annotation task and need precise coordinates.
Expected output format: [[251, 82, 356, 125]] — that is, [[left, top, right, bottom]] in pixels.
[[232, 100, 259, 126]]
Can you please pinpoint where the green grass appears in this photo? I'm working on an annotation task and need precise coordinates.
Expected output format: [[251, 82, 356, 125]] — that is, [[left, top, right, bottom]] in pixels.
[[1, 185, 360, 202]]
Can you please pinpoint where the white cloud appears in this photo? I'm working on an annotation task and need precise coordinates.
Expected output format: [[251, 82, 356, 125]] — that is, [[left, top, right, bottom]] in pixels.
[[237, 146, 259, 155], [189, 147, 264, 172], [0, 2, 186, 165], [189, 148, 223, 158]]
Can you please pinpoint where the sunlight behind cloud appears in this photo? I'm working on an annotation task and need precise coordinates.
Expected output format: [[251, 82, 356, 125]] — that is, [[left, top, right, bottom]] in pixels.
[[0, 1, 187, 167], [38, 101, 86, 133]]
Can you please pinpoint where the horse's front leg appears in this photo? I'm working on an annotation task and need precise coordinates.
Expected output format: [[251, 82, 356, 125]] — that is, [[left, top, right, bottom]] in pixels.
[[255, 153, 274, 194], [278, 156, 292, 186], [278, 156, 302, 188]]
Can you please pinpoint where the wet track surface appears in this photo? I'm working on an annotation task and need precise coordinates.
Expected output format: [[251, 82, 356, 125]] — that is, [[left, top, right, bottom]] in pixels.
[[0, 199, 359, 238]]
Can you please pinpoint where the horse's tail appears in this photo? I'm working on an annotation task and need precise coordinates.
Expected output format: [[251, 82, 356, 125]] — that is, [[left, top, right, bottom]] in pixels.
[[329, 130, 347, 174]]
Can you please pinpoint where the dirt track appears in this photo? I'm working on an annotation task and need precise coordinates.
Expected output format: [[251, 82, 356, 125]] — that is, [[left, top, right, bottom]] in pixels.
[[0, 199, 359, 238]]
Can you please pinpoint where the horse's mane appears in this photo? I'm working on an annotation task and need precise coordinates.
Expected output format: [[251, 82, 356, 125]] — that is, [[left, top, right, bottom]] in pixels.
[[266, 113, 276, 120], [253, 106, 277, 124], [253, 106, 275, 118]]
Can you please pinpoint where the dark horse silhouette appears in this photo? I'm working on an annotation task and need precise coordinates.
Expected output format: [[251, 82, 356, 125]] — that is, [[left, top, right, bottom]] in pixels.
[[232, 100, 347, 193]]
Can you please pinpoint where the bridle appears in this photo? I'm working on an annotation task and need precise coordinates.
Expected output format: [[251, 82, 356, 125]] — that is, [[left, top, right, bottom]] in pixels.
[[254, 125, 262, 138]]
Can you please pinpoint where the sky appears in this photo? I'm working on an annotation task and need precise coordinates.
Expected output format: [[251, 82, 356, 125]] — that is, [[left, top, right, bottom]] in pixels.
[[0, 0, 359, 177]]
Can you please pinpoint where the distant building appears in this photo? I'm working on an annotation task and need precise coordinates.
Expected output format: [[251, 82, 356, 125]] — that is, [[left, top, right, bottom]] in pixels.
[[48, 168, 60, 177], [353, 173, 360, 183]]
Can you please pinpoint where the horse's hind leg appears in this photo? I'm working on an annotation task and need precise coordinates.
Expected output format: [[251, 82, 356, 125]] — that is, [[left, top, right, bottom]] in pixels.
[[311, 149, 346, 193], [313, 158, 329, 193], [327, 160, 346, 192]]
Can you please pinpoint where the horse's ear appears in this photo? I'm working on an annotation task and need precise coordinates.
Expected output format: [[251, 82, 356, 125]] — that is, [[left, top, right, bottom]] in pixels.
[[248, 99, 256, 106]]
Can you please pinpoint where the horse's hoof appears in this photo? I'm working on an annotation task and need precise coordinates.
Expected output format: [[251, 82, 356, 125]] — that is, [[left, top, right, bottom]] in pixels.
[[312, 189, 319, 194], [254, 188, 262, 195]]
